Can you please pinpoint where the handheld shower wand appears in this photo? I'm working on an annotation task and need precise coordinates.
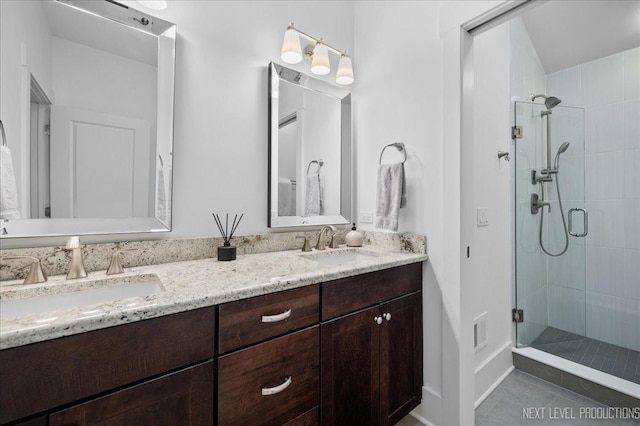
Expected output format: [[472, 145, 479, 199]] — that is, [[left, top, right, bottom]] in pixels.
[[539, 142, 571, 257]]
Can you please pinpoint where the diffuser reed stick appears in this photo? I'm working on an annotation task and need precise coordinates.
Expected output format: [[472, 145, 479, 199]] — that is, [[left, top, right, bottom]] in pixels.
[[212, 213, 244, 246]]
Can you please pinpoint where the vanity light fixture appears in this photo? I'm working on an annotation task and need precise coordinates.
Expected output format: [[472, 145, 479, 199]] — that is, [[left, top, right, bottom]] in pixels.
[[280, 23, 354, 85], [137, 1, 167, 10]]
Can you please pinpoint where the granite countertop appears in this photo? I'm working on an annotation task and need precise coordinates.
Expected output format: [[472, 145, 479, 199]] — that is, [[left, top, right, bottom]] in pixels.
[[0, 245, 427, 350]]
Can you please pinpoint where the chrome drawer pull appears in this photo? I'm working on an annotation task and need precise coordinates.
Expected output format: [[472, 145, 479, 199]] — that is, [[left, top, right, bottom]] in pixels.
[[261, 309, 292, 323], [262, 376, 292, 396]]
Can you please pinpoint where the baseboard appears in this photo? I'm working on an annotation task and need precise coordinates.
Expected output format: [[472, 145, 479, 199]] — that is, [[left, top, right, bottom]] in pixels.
[[474, 341, 513, 407], [410, 386, 443, 426]]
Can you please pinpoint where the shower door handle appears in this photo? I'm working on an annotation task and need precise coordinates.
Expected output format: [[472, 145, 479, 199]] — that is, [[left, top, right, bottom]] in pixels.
[[568, 208, 588, 237]]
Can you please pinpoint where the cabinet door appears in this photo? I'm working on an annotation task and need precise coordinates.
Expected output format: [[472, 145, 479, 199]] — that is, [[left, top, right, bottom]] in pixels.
[[321, 305, 381, 426], [380, 292, 422, 425], [49, 361, 214, 426]]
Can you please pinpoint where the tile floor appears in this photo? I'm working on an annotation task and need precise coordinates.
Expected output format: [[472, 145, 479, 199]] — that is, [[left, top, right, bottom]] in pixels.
[[398, 369, 640, 426], [531, 327, 640, 384]]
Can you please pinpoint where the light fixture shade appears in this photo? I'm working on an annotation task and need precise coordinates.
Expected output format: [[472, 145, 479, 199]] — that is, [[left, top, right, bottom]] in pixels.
[[137, 1, 167, 10], [310, 43, 330, 75], [281, 28, 302, 64], [336, 55, 354, 85]]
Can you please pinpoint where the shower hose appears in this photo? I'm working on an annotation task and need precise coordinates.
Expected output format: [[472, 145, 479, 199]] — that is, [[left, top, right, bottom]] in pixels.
[[539, 174, 569, 257]]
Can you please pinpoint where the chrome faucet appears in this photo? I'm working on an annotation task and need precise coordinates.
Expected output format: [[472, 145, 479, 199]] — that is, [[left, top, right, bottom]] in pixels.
[[65, 236, 87, 279], [315, 225, 338, 250]]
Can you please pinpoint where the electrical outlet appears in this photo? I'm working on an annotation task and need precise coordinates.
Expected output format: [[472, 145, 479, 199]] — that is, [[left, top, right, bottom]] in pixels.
[[477, 207, 489, 227], [360, 211, 373, 223]]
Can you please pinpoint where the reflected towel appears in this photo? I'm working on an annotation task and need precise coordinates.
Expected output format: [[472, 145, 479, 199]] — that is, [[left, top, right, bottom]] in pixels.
[[278, 178, 296, 216], [156, 166, 166, 221], [375, 162, 405, 231], [305, 174, 321, 216], [0, 145, 20, 219]]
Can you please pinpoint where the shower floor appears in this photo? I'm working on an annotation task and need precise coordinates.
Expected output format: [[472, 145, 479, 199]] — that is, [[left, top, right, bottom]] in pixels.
[[531, 327, 640, 384]]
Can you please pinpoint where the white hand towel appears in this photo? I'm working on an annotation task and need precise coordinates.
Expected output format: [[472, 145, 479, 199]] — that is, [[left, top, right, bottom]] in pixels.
[[375, 162, 405, 231], [0, 145, 21, 219], [278, 178, 296, 216], [156, 166, 166, 222], [305, 173, 321, 216]]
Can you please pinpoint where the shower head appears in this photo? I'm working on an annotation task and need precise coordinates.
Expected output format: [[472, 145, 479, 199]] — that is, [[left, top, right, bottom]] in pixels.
[[545, 96, 562, 110], [531, 94, 562, 110], [554, 142, 571, 169], [557, 141, 570, 154]]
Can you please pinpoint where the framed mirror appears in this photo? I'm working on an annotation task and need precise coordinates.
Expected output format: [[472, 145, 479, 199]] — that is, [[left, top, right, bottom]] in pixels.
[[0, 0, 176, 239], [268, 62, 352, 228]]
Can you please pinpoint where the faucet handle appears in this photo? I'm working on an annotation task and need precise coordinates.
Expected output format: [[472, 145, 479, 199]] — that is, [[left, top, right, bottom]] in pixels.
[[2, 256, 48, 285], [329, 233, 339, 249], [107, 248, 138, 275], [296, 235, 312, 252]]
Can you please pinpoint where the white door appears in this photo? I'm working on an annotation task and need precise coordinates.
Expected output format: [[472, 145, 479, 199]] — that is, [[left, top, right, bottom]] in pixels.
[[50, 106, 151, 218]]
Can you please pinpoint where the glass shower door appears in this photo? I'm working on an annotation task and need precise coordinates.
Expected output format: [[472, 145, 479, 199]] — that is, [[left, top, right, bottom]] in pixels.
[[514, 101, 587, 348]]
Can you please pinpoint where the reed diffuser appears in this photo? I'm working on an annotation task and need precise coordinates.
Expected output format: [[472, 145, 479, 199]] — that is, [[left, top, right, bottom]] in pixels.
[[212, 213, 243, 261]]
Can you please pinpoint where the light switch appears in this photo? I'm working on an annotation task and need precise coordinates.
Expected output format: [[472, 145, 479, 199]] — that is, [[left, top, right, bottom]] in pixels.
[[477, 207, 489, 227]]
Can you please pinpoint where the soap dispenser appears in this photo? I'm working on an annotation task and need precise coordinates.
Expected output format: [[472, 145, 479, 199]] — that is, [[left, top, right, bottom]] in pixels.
[[345, 223, 364, 247]]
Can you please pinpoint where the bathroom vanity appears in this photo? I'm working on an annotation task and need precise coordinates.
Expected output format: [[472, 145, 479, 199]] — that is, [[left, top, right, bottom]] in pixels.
[[0, 246, 425, 426]]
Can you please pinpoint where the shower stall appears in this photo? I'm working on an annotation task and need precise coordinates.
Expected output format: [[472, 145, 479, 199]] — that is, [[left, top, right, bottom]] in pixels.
[[513, 91, 639, 388], [509, 6, 640, 398]]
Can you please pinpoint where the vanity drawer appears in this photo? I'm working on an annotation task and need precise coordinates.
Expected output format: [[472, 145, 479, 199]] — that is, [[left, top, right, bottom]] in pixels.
[[322, 263, 422, 320], [218, 326, 319, 426], [218, 284, 319, 354], [0, 307, 216, 425]]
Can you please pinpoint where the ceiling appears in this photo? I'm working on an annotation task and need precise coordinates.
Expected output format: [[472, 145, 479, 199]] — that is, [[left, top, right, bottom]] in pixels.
[[521, 0, 640, 74], [43, 1, 159, 66]]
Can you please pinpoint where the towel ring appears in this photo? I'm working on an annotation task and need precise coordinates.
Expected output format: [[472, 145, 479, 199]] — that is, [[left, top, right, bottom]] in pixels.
[[0, 120, 6, 147], [379, 142, 406, 164], [306, 159, 324, 176]]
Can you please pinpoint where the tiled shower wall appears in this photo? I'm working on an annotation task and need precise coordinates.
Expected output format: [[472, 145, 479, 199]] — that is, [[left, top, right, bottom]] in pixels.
[[547, 47, 640, 352]]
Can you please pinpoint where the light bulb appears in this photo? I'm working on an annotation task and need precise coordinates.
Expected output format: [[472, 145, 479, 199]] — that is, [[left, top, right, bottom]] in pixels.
[[281, 28, 302, 64], [336, 55, 354, 85], [310, 43, 330, 75], [137, 1, 167, 10]]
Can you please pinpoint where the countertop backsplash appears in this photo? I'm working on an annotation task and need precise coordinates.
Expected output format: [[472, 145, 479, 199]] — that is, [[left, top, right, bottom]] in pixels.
[[0, 230, 426, 281]]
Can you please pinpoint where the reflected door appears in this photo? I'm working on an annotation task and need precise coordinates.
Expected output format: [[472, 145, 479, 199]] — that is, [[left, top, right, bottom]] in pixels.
[[514, 101, 587, 347], [50, 106, 151, 219]]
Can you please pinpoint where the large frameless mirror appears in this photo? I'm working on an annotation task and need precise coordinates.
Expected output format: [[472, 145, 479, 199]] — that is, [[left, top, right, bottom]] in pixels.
[[0, 0, 176, 239], [268, 62, 352, 228]]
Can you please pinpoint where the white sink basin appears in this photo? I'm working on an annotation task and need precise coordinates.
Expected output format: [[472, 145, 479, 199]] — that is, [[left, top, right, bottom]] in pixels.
[[0, 274, 165, 321], [303, 249, 379, 265]]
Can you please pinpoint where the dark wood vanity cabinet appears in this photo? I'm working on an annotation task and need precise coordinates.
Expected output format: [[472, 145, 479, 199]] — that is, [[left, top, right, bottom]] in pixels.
[[321, 263, 423, 426], [0, 307, 216, 425], [1, 262, 423, 426]]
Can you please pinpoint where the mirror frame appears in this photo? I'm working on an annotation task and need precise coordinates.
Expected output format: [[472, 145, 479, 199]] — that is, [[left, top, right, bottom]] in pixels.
[[268, 62, 352, 228], [0, 0, 176, 239]]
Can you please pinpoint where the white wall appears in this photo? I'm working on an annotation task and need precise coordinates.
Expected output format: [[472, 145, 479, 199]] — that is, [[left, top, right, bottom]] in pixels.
[[0, 1, 53, 218], [51, 37, 157, 136], [471, 21, 513, 404]]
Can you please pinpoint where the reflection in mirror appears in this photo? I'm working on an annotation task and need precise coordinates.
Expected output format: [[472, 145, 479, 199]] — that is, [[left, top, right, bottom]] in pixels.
[[268, 62, 352, 228], [0, 0, 176, 239]]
